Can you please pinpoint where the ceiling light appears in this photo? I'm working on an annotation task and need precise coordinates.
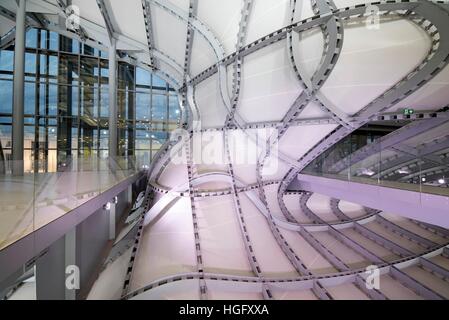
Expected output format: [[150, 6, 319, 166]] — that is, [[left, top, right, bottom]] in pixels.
[[396, 168, 410, 174], [103, 202, 111, 210], [360, 168, 375, 176]]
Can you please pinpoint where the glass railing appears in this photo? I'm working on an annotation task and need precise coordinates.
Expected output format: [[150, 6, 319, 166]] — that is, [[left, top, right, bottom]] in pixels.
[[0, 156, 145, 252], [303, 130, 449, 197]]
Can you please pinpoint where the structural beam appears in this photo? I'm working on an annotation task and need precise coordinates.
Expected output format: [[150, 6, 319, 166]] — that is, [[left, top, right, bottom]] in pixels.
[[329, 198, 350, 221], [312, 280, 333, 299], [141, 0, 156, 67], [328, 227, 384, 264], [355, 275, 387, 300], [96, 0, 115, 40], [299, 228, 349, 272], [390, 267, 444, 300], [353, 223, 413, 257], [294, 173, 449, 228], [420, 258, 449, 279], [375, 215, 437, 249], [0, 5, 17, 22]]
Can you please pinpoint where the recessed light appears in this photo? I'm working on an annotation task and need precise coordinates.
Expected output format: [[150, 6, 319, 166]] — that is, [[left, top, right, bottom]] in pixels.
[[360, 168, 375, 176]]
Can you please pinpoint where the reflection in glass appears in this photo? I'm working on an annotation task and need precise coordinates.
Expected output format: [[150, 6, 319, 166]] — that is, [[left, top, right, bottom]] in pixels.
[[0, 27, 180, 173]]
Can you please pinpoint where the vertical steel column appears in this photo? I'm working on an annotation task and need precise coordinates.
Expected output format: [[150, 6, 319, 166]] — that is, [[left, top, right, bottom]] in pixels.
[[108, 38, 117, 160], [12, 0, 26, 175]]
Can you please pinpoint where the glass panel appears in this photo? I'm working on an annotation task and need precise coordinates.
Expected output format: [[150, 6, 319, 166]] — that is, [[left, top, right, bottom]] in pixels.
[[83, 44, 94, 56], [80, 86, 98, 118], [0, 80, 13, 113], [0, 50, 14, 72], [80, 56, 99, 87], [40, 30, 47, 49], [100, 59, 108, 84], [168, 94, 179, 121], [349, 135, 381, 185], [25, 52, 36, 74], [60, 35, 80, 54], [99, 128, 108, 149], [118, 63, 135, 90], [100, 84, 108, 117], [25, 28, 38, 48], [0, 124, 11, 150], [24, 82, 36, 115], [59, 54, 79, 85], [49, 31, 59, 51], [135, 129, 151, 150], [152, 74, 166, 88], [152, 94, 167, 121], [136, 92, 151, 120], [136, 67, 151, 86]]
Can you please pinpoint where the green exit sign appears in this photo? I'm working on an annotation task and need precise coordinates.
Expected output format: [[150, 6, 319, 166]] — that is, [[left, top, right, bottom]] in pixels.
[[403, 108, 415, 115]]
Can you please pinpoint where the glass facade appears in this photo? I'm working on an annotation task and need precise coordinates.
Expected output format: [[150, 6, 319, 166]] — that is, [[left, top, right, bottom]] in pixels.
[[0, 28, 180, 173]]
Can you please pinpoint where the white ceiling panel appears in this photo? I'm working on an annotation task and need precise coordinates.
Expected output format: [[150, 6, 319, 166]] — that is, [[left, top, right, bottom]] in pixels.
[[195, 73, 228, 128], [297, 101, 331, 119], [196, 194, 254, 276], [245, 0, 290, 45], [167, 0, 190, 12], [262, 155, 291, 181], [278, 124, 338, 160], [238, 40, 301, 123], [196, 0, 241, 55], [320, 19, 430, 116], [73, 0, 105, 28], [190, 29, 218, 77], [109, 0, 147, 45], [294, 0, 314, 21], [158, 161, 189, 188], [128, 197, 196, 288], [151, 3, 187, 67], [239, 195, 297, 275], [292, 27, 324, 84]]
